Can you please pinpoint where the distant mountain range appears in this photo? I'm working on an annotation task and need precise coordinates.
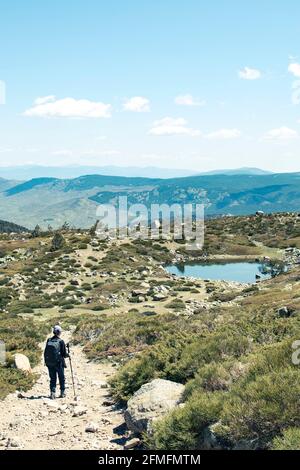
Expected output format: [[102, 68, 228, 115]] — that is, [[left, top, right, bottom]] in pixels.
[[0, 219, 29, 233], [0, 165, 272, 180], [0, 165, 197, 180], [198, 167, 272, 176], [0, 171, 299, 229]]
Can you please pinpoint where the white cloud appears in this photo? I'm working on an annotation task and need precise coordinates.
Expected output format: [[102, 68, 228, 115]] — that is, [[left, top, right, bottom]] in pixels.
[[123, 96, 150, 112], [264, 127, 299, 141], [206, 128, 241, 140], [24, 97, 112, 118], [34, 95, 56, 105], [288, 63, 300, 78], [149, 117, 201, 137], [238, 67, 262, 80], [174, 94, 205, 107]]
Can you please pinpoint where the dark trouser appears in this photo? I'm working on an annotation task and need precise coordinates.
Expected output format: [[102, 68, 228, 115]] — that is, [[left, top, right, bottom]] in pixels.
[[48, 363, 65, 393]]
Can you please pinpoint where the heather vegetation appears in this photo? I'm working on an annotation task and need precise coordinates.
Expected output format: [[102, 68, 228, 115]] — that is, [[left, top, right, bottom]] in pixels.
[[0, 212, 299, 449]]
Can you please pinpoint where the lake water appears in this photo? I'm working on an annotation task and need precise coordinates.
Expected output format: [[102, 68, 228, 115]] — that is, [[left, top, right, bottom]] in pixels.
[[165, 262, 271, 283]]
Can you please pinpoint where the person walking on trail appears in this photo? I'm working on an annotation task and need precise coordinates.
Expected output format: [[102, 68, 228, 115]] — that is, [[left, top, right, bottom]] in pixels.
[[44, 325, 69, 399]]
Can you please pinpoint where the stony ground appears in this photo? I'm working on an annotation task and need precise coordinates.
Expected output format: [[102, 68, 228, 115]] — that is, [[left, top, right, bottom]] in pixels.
[[0, 332, 126, 450]]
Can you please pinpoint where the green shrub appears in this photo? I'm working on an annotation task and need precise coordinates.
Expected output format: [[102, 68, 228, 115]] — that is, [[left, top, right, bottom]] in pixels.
[[184, 362, 232, 397], [63, 304, 74, 310], [272, 427, 300, 450], [169, 330, 251, 382], [148, 391, 224, 450], [82, 283, 92, 291], [219, 369, 300, 447], [166, 300, 186, 310], [91, 305, 109, 311], [78, 243, 88, 249], [51, 232, 65, 251], [0, 287, 15, 309], [0, 367, 37, 399], [110, 332, 195, 402]]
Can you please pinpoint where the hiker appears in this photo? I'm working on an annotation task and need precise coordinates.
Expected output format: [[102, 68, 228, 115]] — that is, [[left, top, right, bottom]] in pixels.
[[44, 325, 69, 399]]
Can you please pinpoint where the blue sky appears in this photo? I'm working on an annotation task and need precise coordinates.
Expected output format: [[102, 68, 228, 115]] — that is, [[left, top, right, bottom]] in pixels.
[[0, 0, 300, 172]]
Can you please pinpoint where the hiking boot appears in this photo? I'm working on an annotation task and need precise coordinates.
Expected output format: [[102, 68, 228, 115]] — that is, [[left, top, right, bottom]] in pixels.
[[59, 392, 66, 398], [50, 392, 56, 400]]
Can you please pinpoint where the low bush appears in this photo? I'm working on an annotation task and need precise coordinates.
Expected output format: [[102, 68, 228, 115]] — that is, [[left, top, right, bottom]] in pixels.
[[272, 427, 300, 450], [0, 367, 37, 400], [218, 369, 300, 447], [148, 391, 224, 450]]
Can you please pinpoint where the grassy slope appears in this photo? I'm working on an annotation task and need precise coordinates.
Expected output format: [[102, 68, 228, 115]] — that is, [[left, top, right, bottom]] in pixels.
[[1, 172, 300, 228], [0, 213, 299, 448]]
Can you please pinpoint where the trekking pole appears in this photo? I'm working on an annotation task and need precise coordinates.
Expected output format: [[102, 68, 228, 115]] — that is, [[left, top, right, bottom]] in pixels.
[[67, 343, 77, 401]]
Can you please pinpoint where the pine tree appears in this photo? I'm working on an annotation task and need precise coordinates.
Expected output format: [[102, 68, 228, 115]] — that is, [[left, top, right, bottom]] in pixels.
[[32, 224, 41, 238], [51, 232, 65, 251]]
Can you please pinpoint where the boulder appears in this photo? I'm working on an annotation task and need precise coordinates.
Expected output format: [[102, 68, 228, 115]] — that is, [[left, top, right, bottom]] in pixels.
[[140, 282, 150, 289], [278, 306, 292, 318], [14, 353, 32, 374], [131, 289, 149, 297], [124, 437, 141, 450], [125, 379, 185, 434], [152, 293, 168, 301]]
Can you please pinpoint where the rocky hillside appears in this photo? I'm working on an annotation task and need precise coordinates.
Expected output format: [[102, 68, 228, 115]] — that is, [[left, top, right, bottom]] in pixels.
[[0, 212, 299, 450], [0, 219, 29, 234], [1, 172, 300, 228]]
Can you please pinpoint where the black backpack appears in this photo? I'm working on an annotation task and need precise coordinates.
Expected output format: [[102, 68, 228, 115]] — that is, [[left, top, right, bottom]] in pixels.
[[44, 338, 62, 367]]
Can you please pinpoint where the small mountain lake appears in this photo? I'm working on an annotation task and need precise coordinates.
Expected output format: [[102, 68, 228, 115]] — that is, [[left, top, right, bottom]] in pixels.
[[165, 261, 271, 284]]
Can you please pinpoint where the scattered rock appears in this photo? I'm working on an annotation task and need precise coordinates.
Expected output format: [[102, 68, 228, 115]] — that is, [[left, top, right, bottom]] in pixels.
[[6, 438, 22, 448], [46, 401, 59, 411], [152, 293, 168, 301], [140, 282, 150, 289], [48, 430, 63, 437], [72, 406, 88, 417], [58, 404, 69, 412], [103, 399, 115, 407], [124, 437, 141, 450], [85, 422, 99, 433], [132, 289, 149, 297], [14, 353, 32, 374], [92, 380, 108, 389], [125, 379, 185, 434], [278, 306, 293, 318]]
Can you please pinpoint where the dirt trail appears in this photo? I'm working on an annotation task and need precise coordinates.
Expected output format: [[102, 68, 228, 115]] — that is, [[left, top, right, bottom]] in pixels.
[[0, 333, 126, 450]]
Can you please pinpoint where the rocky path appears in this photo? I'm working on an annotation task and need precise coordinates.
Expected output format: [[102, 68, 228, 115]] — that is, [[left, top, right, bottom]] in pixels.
[[0, 333, 126, 450]]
